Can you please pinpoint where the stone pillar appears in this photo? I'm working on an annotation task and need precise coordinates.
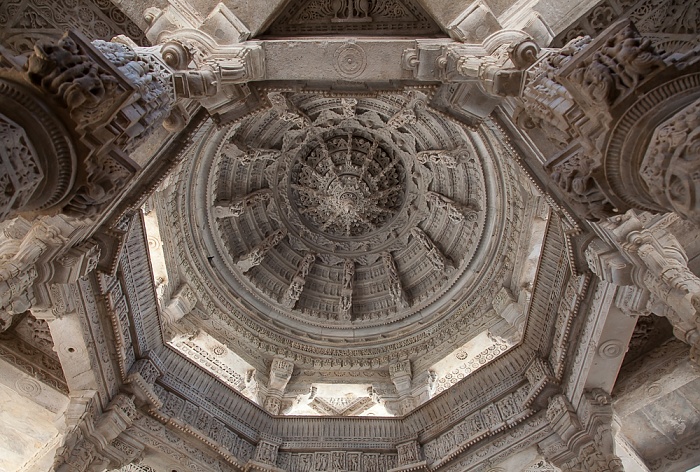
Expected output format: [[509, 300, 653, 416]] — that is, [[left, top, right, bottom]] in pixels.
[[516, 19, 700, 223], [488, 286, 528, 344], [586, 210, 700, 363], [390, 360, 415, 415], [264, 357, 293, 415], [541, 389, 623, 472]]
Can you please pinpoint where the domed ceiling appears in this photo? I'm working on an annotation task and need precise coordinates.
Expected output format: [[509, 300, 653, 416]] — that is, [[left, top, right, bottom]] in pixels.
[[205, 91, 488, 334], [152, 86, 536, 413]]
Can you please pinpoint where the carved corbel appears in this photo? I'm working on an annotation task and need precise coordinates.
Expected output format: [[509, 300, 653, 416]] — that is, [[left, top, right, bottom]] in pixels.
[[125, 354, 164, 410], [446, 2, 502, 43], [143, 2, 250, 46], [54, 391, 146, 472], [50, 242, 101, 285], [170, 44, 265, 92], [451, 38, 539, 97], [235, 229, 286, 273], [584, 237, 652, 317], [0, 219, 66, 330], [489, 286, 527, 344], [390, 360, 416, 414]]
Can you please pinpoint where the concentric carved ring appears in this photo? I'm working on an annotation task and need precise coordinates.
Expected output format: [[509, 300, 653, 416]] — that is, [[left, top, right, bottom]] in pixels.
[[334, 44, 367, 79], [15, 377, 42, 397]]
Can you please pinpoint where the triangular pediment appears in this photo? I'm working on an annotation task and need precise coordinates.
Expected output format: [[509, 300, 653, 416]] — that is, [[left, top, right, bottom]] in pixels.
[[263, 0, 445, 37]]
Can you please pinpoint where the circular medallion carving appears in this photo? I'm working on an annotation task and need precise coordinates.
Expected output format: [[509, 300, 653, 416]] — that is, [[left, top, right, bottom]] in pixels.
[[647, 382, 662, 396], [15, 377, 42, 397], [598, 339, 624, 358], [212, 345, 226, 356], [334, 44, 367, 79]]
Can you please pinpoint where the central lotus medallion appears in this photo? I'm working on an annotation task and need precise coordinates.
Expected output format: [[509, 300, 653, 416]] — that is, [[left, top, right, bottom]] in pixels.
[[289, 133, 406, 239]]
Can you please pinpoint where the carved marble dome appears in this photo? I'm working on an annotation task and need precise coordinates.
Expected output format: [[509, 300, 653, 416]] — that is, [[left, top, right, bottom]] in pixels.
[[165, 89, 524, 367], [6, 0, 700, 471]]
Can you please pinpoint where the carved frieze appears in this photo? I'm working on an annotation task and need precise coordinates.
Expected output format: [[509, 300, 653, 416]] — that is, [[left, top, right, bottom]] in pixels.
[[281, 451, 399, 472]]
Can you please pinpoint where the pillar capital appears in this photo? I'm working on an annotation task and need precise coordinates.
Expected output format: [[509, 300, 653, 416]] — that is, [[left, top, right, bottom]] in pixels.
[[517, 20, 700, 223]]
